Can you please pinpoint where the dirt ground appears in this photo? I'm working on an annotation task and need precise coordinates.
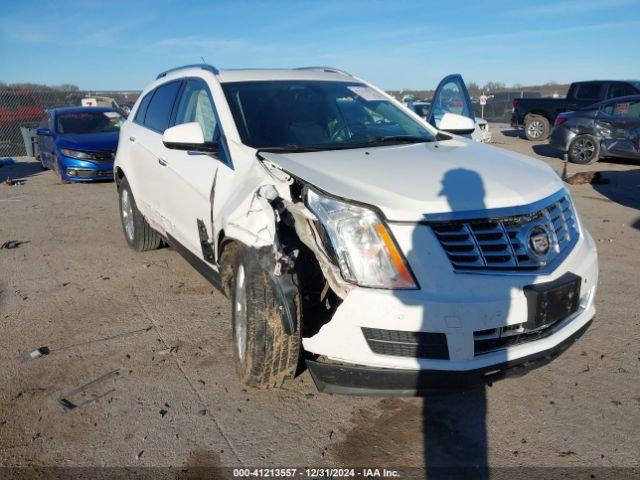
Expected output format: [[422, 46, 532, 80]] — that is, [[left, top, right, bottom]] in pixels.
[[1, 125, 639, 474]]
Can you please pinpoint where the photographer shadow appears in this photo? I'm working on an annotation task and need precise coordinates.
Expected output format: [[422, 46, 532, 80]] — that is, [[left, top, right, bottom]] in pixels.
[[397, 168, 530, 478]]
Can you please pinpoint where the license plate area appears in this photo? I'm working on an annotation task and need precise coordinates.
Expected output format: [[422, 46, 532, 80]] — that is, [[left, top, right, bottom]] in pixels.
[[523, 273, 581, 330]]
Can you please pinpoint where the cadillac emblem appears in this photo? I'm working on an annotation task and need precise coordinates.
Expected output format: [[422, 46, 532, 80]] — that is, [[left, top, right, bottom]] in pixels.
[[529, 226, 551, 257]]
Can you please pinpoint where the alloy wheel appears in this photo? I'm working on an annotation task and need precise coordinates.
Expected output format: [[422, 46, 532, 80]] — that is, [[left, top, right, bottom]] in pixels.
[[234, 263, 248, 363], [527, 120, 544, 139], [121, 189, 135, 241], [571, 138, 595, 163]]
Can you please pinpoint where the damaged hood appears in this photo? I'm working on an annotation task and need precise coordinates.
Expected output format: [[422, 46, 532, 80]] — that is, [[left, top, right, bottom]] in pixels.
[[260, 138, 565, 222]]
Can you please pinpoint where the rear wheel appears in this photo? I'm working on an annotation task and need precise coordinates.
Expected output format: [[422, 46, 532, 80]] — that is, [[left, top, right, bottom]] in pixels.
[[524, 115, 550, 141], [118, 177, 162, 251], [568, 134, 600, 164], [222, 242, 301, 389]]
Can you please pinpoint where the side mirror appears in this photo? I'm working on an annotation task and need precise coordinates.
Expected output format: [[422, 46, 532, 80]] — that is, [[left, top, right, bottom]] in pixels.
[[438, 113, 476, 135], [36, 127, 52, 136], [162, 122, 218, 153]]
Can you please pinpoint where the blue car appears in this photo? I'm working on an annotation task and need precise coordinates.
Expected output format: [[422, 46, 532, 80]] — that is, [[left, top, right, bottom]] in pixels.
[[36, 107, 124, 182]]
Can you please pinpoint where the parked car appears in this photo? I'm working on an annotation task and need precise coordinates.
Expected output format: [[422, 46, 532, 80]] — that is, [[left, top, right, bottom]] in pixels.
[[511, 80, 640, 141], [36, 107, 123, 182], [118, 102, 135, 117], [114, 64, 597, 394], [407, 100, 431, 118], [550, 95, 640, 164], [81, 96, 132, 118], [472, 91, 541, 123], [406, 75, 491, 143]]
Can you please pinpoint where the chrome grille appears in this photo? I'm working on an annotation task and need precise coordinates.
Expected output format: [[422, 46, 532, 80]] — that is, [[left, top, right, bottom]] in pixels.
[[431, 195, 579, 271], [473, 318, 562, 355], [90, 150, 115, 163]]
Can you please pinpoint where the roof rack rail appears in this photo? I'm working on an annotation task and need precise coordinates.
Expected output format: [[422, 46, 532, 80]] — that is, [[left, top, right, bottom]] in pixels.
[[156, 64, 219, 80], [295, 66, 352, 77]]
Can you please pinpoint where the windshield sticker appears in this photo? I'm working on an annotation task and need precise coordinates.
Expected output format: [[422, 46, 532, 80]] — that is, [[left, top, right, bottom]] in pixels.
[[347, 86, 387, 102], [103, 112, 120, 118]]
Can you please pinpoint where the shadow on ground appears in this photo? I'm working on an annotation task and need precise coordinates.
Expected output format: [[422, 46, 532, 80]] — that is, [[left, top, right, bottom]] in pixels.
[[498, 128, 522, 139], [330, 391, 488, 476], [597, 156, 640, 167], [0, 159, 44, 184], [422, 389, 488, 477], [532, 143, 564, 160], [591, 169, 640, 214]]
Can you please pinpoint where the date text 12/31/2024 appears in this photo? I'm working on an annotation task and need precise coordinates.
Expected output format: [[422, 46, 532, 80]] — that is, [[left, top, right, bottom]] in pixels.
[[232, 468, 401, 478]]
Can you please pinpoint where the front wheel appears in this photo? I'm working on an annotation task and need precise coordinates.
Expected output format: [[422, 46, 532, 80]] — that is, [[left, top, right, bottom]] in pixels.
[[524, 115, 550, 141], [37, 154, 48, 170], [118, 178, 162, 251], [222, 242, 301, 389], [52, 156, 70, 184], [568, 135, 600, 164]]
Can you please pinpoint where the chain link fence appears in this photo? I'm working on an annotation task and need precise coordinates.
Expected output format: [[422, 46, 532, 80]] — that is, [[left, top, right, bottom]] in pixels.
[[0, 86, 139, 157]]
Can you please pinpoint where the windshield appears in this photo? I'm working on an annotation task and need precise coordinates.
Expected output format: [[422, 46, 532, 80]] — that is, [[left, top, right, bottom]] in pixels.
[[222, 81, 434, 151], [56, 110, 124, 134]]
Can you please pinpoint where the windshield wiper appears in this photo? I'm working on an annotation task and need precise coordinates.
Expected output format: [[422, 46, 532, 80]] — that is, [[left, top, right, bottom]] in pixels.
[[258, 144, 333, 154], [257, 136, 433, 155], [369, 135, 434, 145]]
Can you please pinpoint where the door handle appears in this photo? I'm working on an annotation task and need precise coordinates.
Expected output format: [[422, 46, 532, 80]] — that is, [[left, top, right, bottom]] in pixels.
[[129, 136, 136, 142], [158, 158, 168, 166]]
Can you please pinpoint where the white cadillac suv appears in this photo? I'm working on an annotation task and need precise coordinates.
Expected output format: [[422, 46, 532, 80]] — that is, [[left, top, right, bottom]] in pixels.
[[114, 65, 598, 394]]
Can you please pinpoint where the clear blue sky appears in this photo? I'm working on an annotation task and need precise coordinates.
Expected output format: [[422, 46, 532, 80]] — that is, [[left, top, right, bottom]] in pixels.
[[1, 0, 639, 91]]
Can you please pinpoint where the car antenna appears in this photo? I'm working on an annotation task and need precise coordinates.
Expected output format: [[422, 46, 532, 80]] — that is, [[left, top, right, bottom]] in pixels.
[[200, 56, 206, 64]]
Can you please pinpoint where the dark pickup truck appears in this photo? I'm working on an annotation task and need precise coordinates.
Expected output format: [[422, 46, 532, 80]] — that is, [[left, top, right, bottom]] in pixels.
[[511, 80, 640, 140]]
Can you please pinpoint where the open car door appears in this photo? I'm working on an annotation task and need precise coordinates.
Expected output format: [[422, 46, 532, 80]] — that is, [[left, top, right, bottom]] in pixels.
[[427, 74, 490, 142]]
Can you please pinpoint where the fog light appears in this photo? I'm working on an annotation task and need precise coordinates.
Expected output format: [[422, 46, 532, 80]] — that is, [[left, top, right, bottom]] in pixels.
[[66, 168, 78, 177]]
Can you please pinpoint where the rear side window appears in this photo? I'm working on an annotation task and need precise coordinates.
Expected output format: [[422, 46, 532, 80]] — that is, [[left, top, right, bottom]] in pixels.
[[575, 83, 603, 101], [602, 100, 640, 117], [143, 81, 182, 132], [607, 82, 637, 99], [134, 92, 153, 124]]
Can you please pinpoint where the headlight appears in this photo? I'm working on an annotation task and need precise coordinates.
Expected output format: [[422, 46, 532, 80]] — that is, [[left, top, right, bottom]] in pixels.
[[305, 188, 418, 289], [60, 148, 93, 160]]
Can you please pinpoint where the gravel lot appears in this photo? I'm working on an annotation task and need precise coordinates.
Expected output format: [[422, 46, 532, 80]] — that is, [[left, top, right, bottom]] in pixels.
[[1, 125, 639, 473]]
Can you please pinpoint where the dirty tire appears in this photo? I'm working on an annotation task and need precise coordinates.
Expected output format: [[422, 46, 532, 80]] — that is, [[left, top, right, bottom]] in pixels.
[[53, 156, 70, 184], [568, 134, 600, 165], [37, 154, 48, 170], [524, 114, 550, 141], [118, 177, 162, 252], [223, 242, 301, 389]]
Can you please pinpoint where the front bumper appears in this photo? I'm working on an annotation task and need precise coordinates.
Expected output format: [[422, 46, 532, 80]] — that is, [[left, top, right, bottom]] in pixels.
[[302, 220, 598, 389], [307, 319, 591, 396], [58, 155, 114, 182]]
